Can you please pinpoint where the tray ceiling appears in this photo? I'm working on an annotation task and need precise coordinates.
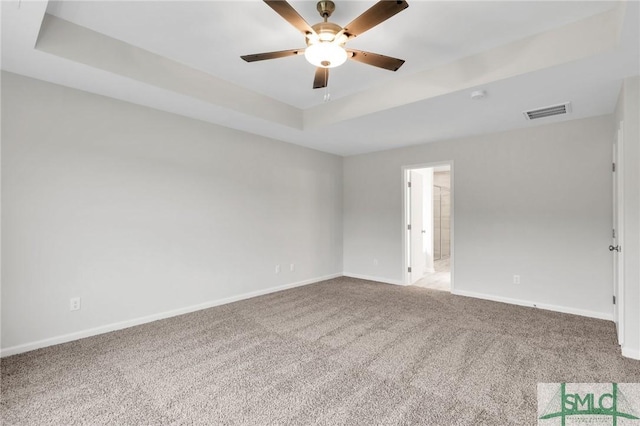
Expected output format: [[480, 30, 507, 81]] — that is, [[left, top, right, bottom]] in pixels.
[[2, 1, 638, 155]]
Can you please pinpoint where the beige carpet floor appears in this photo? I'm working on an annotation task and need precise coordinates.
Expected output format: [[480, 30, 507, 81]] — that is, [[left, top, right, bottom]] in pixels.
[[2, 277, 639, 425]]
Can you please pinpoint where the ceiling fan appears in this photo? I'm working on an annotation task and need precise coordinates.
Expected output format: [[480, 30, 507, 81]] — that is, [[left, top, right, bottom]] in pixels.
[[241, 0, 409, 89]]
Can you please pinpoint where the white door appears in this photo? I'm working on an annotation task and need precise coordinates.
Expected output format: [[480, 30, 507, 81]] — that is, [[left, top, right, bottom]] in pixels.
[[612, 124, 624, 344], [410, 171, 426, 283]]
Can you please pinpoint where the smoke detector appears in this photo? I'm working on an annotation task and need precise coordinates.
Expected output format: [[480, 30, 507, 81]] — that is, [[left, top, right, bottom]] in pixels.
[[470, 90, 486, 100]]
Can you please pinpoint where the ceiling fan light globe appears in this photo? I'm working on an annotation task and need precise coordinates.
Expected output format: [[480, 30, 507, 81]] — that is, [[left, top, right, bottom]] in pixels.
[[305, 42, 348, 68]]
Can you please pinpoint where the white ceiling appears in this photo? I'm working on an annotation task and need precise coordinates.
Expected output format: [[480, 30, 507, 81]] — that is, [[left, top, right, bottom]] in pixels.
[[2, 1, 639, 156]]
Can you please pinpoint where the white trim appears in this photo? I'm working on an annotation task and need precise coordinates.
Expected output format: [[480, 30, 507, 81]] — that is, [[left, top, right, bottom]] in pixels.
[[342, 272, 405, 286], [451, 289, 614, 321], [621, 346, 640, 360], [0, 273, 342, 358]]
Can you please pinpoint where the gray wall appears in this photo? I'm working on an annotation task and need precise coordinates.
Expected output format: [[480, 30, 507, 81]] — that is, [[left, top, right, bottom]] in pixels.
[[2, 71, 633, 356], [344, 115, 614, 318], [614, 75, 640, 358], [1, 72, 343, 351]]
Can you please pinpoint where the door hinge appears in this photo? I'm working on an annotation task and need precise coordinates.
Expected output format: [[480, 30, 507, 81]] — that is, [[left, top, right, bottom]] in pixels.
[[613, 163, 616, 172], [408, 267, 412, 273], [408, 181, 412, 188], [613, 229, 616, 239], [613, 295, 616, 305], [407, 224, 411, 230]]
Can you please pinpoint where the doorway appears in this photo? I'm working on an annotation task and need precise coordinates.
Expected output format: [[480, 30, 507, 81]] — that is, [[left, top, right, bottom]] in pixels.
[[403, 163, 453, 291]]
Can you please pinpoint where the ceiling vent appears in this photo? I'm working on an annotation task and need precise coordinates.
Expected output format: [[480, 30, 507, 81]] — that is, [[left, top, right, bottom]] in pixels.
[[523, 102, 572, 120]]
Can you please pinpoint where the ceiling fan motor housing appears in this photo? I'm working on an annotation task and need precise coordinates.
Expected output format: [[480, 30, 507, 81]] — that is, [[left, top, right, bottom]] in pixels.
[[308, 22, 345, 44]]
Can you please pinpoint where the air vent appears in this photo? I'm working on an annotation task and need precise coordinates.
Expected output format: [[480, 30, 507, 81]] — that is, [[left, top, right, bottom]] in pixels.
[[523, 102, 572, 120]]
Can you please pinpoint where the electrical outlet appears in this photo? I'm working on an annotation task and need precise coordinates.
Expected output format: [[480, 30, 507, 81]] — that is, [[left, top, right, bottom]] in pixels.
[[70, 297, 81, 311], [290, 263, 295, 272], [275, 264, 281, 274], [513, 275, 521, 285]]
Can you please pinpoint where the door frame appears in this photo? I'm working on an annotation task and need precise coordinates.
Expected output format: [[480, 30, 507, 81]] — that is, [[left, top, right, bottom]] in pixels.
[[402, 161, 454, 287], [614, 122, 625, 345]]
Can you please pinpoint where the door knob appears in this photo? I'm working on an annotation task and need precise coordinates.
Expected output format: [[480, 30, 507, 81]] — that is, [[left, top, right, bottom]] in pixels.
[[609, 245, 620, 252]]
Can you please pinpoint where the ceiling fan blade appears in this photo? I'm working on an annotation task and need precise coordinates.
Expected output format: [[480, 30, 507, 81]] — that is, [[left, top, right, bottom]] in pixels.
[[241, 49, 303, 62], [342, 0, 409, 39], [347, 49, 405, 71], [264, 1, 317, 36], [313, 67, 329, 89]]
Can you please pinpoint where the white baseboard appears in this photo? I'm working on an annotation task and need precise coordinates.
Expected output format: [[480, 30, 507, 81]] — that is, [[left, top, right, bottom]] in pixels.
[[343, 272, 405, 286], [451, 289, 613, 321], [621, 346, 640, 360], [0, 273, 342, 358]]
